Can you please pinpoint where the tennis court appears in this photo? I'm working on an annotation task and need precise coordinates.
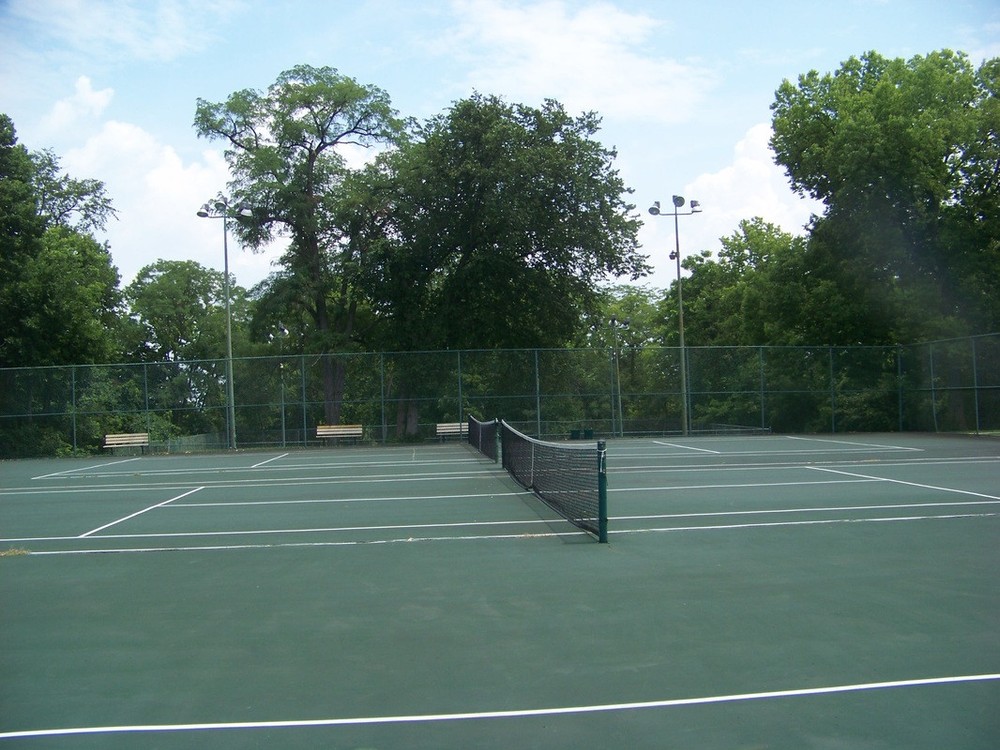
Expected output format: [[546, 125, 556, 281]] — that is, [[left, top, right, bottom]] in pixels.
[[1, 433, 998, 748]]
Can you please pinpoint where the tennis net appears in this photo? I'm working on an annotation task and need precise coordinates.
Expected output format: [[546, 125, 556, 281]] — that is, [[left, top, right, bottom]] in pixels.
[[467, 415, 498, 461], [499, 420, 608, 542]]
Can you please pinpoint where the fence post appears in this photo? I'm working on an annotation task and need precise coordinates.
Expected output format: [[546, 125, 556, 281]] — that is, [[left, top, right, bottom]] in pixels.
[[457, 350, 463, 427], [535, 349, 542, 437], [829, 347, 836, 433], [896, 345, 904, 432], [380, 352, 387, 444], [143, 362, 150, 435], [71, 365, 77, 451], [759, 346, 766, 430], [929, 343, 939, 432], [300, 354, 308, 446], [971, 337, 980, 434]]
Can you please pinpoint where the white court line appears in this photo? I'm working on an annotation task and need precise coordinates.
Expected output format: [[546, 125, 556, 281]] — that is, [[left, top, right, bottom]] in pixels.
[[31, 458, 141, 480], [652, 441, 720, 454], [169, 491, 527, 507], [615, 498, 1000, 522], [250, 453, 289, 468], [786, 435, 923, 451], [0, 471, 506, 497], [15, 511, 998, 554], [808, 466, 1000, 501], [85, 516, 554, 541], [1, 673, 997, 739], [624, 513, 998, 535], [79, 487, 204, 537], [614, 478, 879, 492], [10, 498, 995, 546], [21, 530, 588, 554]]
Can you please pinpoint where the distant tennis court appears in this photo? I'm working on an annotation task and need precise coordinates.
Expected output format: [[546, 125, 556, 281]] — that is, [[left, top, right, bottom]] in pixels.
[[2, 433, 998, 747]]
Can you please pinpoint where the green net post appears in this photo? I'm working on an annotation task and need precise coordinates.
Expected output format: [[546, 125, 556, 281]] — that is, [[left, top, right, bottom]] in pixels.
[[597, 440, 608, 543], [495, 419, 502, 464]]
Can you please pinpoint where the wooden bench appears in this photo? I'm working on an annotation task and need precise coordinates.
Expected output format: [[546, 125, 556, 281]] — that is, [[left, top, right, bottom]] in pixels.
[[436, 422, 467, 440], [316, 424, 364, 443], [103, 433, 149, 453]]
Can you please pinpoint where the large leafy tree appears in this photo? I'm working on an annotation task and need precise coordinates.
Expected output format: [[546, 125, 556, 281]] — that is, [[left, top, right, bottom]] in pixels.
[[0, 114, 121, 368], [362, 94, 646, 433], [771, 50, 1000, 340], [123, 260, 250, 435], [194, 65, 402, 423], [370, 94, 646, 352], [124, 260, 243, 362]]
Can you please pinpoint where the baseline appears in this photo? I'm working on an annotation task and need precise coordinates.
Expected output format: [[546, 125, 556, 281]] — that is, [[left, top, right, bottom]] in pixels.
[[2, 673, 996, 740]]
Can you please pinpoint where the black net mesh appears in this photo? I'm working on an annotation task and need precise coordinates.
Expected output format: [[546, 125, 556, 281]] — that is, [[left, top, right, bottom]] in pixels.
[[467, 415, 498, 461], [500, 420, 604, 537]]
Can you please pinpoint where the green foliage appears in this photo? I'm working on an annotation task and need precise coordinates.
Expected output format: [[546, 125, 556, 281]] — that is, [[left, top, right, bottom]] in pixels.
[[124, 260, 238, 362], [195, 66, 403, 424], [0, 115, 122, 370], [771, 49, 1000, 338], [369, 94, 646, 353], [29, 148, 117, 233]]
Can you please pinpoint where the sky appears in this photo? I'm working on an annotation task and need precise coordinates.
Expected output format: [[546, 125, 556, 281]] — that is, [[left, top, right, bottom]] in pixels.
[[2, 0, 999, 293]]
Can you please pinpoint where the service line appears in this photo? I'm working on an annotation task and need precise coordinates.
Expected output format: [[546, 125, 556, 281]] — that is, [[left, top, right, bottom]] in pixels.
[[79, 487, 205, 537]]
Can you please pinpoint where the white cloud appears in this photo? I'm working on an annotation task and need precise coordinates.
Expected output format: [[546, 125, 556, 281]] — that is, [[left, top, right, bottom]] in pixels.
[[637, 123, 824, 289], [690, 122, 822, 237], [39, 76, 115, 136], [3, 0, 234, 64], [61, 120, 284, 290], [448, 0, 716, 123]]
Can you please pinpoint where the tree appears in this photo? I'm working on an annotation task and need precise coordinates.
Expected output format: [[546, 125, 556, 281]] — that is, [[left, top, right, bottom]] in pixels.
[[370, 94, 646, 352], [194, 65, 403, 424], [0, 115, 122, 368], [14, 227, 121, 365], [363, 94, 646, 434], [770, 50, 1000, 339], [124, 260, 241, 362], [30, 148, 117, 233], [123, 260, 250, 436]]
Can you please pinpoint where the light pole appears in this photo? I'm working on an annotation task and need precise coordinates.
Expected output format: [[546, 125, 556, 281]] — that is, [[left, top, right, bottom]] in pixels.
[[648, 196, 702, 436], [197, 197, 252, 450]]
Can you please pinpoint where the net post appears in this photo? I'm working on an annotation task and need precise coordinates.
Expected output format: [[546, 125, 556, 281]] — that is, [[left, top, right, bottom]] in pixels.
[[597, 440, 608, 543]]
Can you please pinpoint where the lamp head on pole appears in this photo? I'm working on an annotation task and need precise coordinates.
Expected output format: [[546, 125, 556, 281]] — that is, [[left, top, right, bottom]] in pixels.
[[647, 200, 661, 216], [672, 195, 685, 208], [196, 196, 254, 220]]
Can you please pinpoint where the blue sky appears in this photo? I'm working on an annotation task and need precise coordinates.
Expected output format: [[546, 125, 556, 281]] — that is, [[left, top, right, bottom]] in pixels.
[[2, 0, 998, 292]]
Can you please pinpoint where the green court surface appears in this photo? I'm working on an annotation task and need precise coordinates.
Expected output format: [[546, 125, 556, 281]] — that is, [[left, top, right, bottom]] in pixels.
[[1, 434, 998, 748]]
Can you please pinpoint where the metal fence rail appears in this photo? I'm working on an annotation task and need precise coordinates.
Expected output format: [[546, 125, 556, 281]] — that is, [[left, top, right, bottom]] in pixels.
[[2, 334, 997, 457]]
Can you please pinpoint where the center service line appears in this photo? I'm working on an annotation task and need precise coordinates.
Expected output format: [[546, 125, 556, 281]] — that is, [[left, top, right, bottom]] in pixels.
[[1, 673, 997, 740], [79, 487, 205, 538]]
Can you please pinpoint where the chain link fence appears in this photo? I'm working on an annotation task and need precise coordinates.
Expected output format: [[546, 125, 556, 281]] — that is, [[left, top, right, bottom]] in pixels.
[[2, 334, 997, 457]]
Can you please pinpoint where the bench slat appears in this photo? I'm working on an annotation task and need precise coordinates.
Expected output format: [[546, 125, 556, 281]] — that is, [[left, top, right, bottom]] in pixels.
[[103, 433, 149, 449], [436, 422, 467, 437], [317, 425, 363, 439]]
